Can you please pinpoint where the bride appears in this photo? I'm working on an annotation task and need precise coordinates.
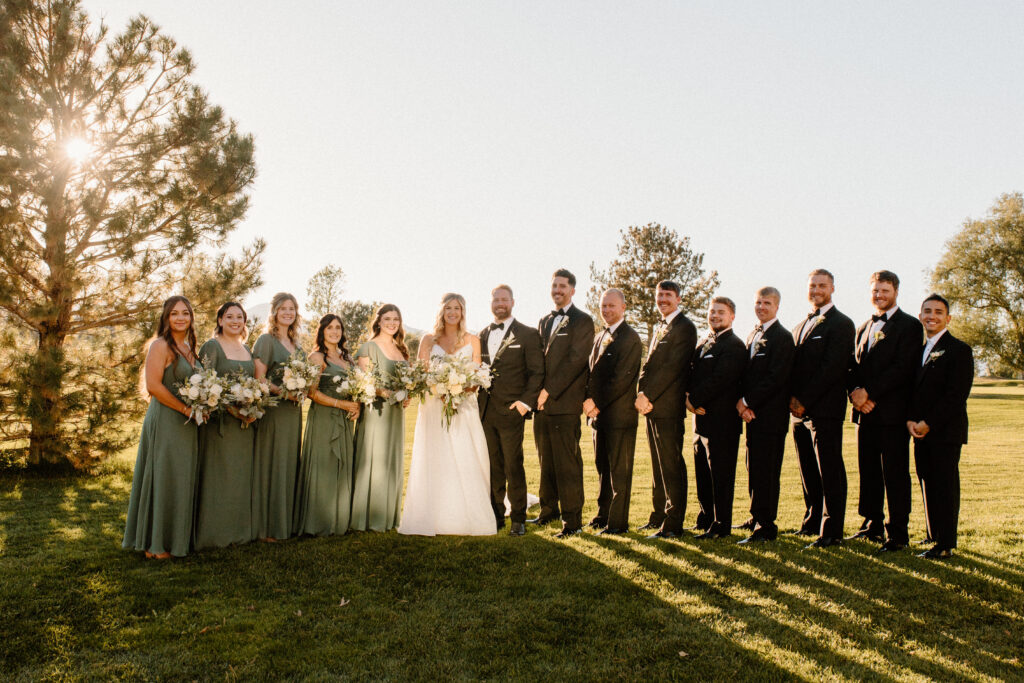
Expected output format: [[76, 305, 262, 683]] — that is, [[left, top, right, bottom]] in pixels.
[[398, 293, 496, 536]]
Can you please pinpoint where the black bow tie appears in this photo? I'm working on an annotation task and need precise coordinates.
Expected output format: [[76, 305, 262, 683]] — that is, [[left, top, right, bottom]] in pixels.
[[872, 314, 887, 323], [604, 326, 612, 334], [808, 309, 821, 320], [754, 324, 764, 333], [551, 309, 566, 317], [492, 321, 506, 331]]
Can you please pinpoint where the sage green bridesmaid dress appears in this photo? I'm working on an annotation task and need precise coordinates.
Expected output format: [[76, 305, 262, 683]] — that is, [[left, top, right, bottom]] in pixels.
[[194, 339, 256, 549], [350, 341, 405, 531], [122, 354, 200, 557], [293, 361, 356, 536], [252, 333, 303, 540]]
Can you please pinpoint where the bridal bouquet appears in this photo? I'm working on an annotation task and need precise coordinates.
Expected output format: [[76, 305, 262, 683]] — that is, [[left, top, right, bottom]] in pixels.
[[339, 364, 381, 407], [175, 366, 223, 425], [384, 359, 429, 405], [223, 372, 278, 427], [277, 349, 321, 402], [427, 354, 492, 429]]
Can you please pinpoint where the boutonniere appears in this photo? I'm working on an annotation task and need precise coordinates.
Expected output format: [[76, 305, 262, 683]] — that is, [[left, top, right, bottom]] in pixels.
[[873, 330, 886, 344], [700, 333, 717, 355], [807, 314, 826, 335], [551, 316, 569, 337], [755, 337, 768, 352], [493, 332, 517, 362], [600, 333, 614, 354], [926, 349, 945, 364], [652, 323, 669, 346]]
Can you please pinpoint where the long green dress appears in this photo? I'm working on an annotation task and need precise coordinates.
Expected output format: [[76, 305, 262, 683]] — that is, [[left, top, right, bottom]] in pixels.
[[252, 333, 303, 540], [293, 360, 356, 536], [350, 341, 406, 531], [122, 354, 200, 557], [194, 339, 256, 549]]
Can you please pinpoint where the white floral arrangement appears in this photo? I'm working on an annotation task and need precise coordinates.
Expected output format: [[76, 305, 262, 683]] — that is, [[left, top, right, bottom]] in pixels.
[[427, 354, 492, 429], [340, 364, 380, 407], [755, 337, 768, 352], [926, 349, 945, 364], [384, 359, 429, 405], [175, 366, 223, 425], [492, 331, 517, 363], [872, 330, 886, 345], [651, 323, 669, 347], [277, 349, 320, 402], [699, 333, 717, 356], [223, 371, 277, 428]]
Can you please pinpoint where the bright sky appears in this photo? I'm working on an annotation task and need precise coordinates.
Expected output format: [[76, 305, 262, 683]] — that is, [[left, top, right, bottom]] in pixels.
[[82, 1, 1024, 335]]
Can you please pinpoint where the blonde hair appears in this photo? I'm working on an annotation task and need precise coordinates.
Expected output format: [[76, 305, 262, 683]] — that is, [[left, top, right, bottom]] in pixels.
[[432, 292, 467, 347], [266, 292, 301, 343]]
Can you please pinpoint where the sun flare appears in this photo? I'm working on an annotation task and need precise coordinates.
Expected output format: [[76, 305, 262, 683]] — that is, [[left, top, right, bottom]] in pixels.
[[64, 137, 92, 163]]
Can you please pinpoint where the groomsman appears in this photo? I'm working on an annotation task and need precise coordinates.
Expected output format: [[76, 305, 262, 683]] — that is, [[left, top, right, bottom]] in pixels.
[[735, 287, 795, 543], [687, 297, 746, 539], [908, 294, 973, 559], [479, 284, 544, 537], [790, 269, 855, 549], [847, 270, 923, 552], [532, 269, 594, 538], [583, 289, 642, 534], [636, 281, 697, 539]]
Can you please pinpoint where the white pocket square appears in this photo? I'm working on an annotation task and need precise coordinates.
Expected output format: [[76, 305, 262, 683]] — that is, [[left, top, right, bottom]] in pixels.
[[704, 354, 715, 358], [810, 336, 822, 340], [556, 332, 568, 337], [755, 352, 766, 357], [509, 344, 521, 348]]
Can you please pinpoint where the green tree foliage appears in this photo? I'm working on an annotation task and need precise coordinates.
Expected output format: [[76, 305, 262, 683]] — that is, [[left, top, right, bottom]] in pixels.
[[588, 222, 720, 342], [304, 265, 379, 355], [0, 1, 263, 469], [931, 192, 1024, 376]]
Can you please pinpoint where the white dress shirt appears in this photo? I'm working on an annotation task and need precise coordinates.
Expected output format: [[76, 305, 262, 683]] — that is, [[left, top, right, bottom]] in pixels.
[[487, 317, 514, 361], [922, 328, 948, 366]]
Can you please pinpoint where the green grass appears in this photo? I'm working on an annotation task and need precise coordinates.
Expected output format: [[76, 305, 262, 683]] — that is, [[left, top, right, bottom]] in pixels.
[[2, 387, 1023, 680]]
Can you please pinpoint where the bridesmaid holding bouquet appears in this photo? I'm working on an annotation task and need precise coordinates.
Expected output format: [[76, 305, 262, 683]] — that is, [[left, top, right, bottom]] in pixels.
[[252, 292, 304, 541], [350, 304, 410, 532], [194, 301, 257, 549], [123, 296, 202, 559], [293, 314, 361, 536]]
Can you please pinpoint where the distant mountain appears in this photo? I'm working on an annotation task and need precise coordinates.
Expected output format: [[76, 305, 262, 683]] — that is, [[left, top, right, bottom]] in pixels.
[[244, 301, 422, 335]]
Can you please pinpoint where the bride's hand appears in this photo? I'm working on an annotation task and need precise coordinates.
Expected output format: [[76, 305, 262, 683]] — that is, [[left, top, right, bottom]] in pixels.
[[402, 398, 411, 408]]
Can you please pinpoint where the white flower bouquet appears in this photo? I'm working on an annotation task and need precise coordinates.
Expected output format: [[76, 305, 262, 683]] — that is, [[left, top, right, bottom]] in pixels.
[[223, 371, 278, 428], [384, 359, 429, 405], [175, 366, 223, 425], [340, 364, 381, 407], [277, 349, 320, 402], [427, 354, 492, 429]]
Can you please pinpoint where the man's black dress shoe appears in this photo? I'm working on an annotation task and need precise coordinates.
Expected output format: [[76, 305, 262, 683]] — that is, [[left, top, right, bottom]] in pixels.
[[734, 519, 756, 531], [877, 540, 906, 553], [848, 529, 885, 543], [795, 528, 818, 537], [555, 527, 582, 539], [509, 522, 525, 537], [527, 516, 557, 525], [589, 518, 607, 530], [637, 521, 662, 531], [695, 530, 731, 540], [599, 527, 627, 536], [918, 545, 953, 559], [646, 529, 680, 540], [738, 532, 776, 544], [804, 536, 842, 549], [915, 538, 934, 546]]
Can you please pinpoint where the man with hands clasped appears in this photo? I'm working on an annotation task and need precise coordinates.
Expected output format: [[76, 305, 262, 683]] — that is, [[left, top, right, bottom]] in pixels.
[[583, 289, 642, 535], [636, 281, 697, 539]]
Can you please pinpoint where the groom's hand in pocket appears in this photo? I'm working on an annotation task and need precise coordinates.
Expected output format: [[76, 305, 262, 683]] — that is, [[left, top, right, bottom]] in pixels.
[[510, 401, 530, 416]]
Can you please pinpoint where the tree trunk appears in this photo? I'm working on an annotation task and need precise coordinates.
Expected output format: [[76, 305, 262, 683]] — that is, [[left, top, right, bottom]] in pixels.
[[26, 327, 70, 469]]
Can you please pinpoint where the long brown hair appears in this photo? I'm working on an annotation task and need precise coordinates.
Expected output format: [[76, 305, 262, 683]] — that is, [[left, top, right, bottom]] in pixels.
[[315, 313, 352, 364], [369, 303, 409, 360], [265, 292, 301, 343], [432, 293, 467, 348], [139, 295, 198, 398]]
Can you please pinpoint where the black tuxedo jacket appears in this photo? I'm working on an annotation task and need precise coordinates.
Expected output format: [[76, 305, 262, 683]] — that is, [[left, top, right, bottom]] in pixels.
[[847, 308, 923, 426], [741, 320, 795, 433], [537, 304, 594, 416], [585, 322, 642, 428], [909, 332, 973, 444], [790, 306, 856, 421], [479, 319, 544, 419], [638, 311, 698, 420], [688, 328, 746, 436]]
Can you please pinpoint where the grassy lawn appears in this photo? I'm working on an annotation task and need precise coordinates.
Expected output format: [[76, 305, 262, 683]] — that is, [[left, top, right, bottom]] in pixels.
[[2, 385, 1023, 680]]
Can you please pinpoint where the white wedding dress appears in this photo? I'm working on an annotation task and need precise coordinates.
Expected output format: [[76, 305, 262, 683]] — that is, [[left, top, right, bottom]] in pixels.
[[398, 343, 496, 536]]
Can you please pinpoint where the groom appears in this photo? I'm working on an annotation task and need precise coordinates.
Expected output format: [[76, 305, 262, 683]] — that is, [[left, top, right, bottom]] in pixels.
[[532, 268, 594, 538], [479, 284, 544, 536]]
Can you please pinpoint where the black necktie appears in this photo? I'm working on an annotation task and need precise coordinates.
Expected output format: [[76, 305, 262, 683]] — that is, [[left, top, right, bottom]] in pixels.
[[872, 314, 886, 323]]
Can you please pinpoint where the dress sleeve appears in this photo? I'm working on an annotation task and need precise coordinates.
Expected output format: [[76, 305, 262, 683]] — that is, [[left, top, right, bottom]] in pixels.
[[253, 334, 274, 366], [198, 340, 220, 371], [354, 342, 371, 361]]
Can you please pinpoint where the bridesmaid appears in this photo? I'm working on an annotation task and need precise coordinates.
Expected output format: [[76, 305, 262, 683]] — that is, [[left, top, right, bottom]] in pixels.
[[350, 304, 410, 532], [252, 292, 304, 542], [123, 296, 202, 559], [194, 301, 256, 549], [293, 314, 361, 536]]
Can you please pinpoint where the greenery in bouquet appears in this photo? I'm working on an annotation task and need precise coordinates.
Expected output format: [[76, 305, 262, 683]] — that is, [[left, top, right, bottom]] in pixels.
[[276, 348, 320, 402], [340, 364, 381, 407], [174, 366, 223, 425], [383, 359, 429, 405], [223, 371, 278, 428], [426, 354, 492, 429]]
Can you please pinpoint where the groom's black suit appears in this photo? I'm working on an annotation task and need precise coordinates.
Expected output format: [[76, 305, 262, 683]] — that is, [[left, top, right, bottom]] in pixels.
[[585, 322, 642, 531], [480, 319, 544, 525], [637, 311, 697, 534], [535, 303, 594, 531], [847, 307, 923, 544]]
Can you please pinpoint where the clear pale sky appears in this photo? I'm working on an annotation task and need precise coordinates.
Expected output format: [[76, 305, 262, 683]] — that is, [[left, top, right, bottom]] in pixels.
[[82, 1, 1024, 334]]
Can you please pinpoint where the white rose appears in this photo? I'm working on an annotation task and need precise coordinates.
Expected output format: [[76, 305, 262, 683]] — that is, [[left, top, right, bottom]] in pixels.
[[187, 386, 201, 400], [206, 397, 218, 407], [285, 379, 298, 390], [259, 383, 270, 394], [209, 384, 223, 395], [230, 383, 243, 395], [242, 389, 254, 400], [450, 384, 463, 395], [393, 390, 407, 403], [189, 373, 203, 385], [296, 378, 307, 389]]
